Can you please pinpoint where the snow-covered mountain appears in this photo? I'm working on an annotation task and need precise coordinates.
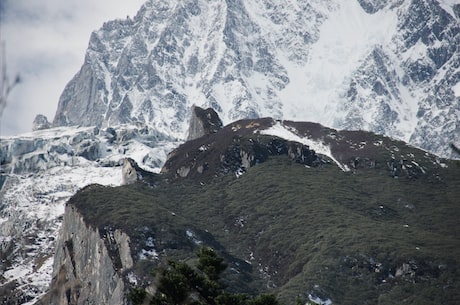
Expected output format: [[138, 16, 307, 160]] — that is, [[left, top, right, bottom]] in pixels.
[[53, 0, 460, 158], [1, 0, 460, 302]]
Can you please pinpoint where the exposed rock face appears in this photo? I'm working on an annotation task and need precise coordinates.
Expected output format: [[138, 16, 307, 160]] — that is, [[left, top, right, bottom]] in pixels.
[[219, 137, 320, 176], [122, 158, 139, 185], [122, 157, 158, 185], [32, 114, 52, 131], [187, 105, 223, 141], [53, 60, 109, 128], [47, 201, 132, 305]]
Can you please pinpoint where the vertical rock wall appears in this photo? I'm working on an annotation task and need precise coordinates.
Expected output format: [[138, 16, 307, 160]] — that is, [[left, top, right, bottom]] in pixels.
[[46, 205, 133, 305]]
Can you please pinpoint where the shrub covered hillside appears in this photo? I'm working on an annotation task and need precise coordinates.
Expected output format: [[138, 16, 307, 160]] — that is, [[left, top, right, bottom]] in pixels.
[[69, 119, 460, 305]]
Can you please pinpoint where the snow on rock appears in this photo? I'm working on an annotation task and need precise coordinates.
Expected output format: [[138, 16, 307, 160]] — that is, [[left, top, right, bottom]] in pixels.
[[0, 165, 120, 304], [139, 236, 159, 260], [308, 293, 333, 305], [279, 0, 398, 125], [186, 229, 203, 245], [453, 81, 460, 97], [259, 121, 350, 171]]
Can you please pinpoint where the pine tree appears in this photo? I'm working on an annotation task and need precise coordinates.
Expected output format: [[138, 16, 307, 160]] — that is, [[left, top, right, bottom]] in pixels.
[[139, 247, 281, 305]]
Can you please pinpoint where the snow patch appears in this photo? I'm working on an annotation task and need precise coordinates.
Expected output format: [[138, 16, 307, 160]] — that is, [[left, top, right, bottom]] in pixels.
[[259, 121, 349, 171], [308, 293, 333, 305], [139, 237, 158, 260], [235, 167, 245, 178], [453, 81, 460, 97], [186, 229, 202, 245], [139, 249, 159, 260], [127, 272, 138, 286]]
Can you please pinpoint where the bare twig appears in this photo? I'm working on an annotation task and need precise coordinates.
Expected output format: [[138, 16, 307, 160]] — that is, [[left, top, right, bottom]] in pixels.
[[0, 41, 21, 118]]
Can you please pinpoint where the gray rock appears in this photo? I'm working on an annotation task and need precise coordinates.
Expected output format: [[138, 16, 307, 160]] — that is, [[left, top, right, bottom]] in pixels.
[[187, 105, 223, 141], [53, 58, 108, 128], [122, 157, 157, 185], [32, 114, 52, 131], [48, 204, 130, 305], [122, 158, 139, 185]]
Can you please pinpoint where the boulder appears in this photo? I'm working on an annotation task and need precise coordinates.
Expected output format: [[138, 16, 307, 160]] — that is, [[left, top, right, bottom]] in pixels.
[[32, 114, 52, 131], [187, 106, 223, 141]]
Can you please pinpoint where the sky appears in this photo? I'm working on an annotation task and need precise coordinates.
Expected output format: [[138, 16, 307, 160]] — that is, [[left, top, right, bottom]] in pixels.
[[0, 0, 146, 136]]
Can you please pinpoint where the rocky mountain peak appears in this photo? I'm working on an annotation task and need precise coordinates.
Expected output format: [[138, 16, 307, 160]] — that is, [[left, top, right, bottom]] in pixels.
[[121, 157, 158, 185], [50, 0, 460, 158]]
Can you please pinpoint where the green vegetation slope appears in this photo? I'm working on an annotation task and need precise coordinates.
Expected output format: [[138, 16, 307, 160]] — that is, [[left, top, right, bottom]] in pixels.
[[69, 120, 460, 305]]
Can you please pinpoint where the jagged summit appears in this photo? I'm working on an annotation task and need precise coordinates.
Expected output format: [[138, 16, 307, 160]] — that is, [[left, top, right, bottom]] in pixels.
[[52, 0, 460, 158], [32, 114, 52, 131]]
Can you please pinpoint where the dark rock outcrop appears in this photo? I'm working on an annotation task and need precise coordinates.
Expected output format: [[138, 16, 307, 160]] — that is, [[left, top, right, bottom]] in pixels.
[[187, 105, 223, 141], [162, 117, 445, 181], [122, 158, 158, 185]]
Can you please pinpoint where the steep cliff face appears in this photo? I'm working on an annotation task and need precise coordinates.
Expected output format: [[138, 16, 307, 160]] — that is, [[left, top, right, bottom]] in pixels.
[[46, 201, 132, 305], [187, 106, 223, 141]]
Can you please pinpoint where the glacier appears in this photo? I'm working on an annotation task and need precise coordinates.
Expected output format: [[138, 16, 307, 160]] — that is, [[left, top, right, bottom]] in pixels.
[[0, 125, 179, 304]]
